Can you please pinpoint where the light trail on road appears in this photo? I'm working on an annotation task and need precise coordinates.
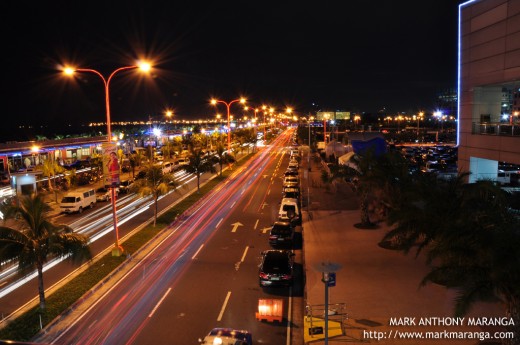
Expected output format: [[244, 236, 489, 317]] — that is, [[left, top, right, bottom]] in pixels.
[[42, 143, 287, 345]]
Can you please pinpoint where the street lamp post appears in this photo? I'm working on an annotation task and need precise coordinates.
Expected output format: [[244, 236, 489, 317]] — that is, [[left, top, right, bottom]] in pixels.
[[308, 116, 314, 148], [211, 98, 246, 153], [416, 112, 424, 139], [313, 262, 341, 345], [64, 62, 151, 256]]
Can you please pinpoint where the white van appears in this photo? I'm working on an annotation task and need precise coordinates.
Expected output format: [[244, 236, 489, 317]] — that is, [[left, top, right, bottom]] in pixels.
[[278, 198, 301, 225], [60, 189, 96, 214]]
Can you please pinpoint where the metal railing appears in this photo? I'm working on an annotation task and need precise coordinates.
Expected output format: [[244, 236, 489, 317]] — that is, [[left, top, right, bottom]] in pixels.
[[473, 122, 520, 137]]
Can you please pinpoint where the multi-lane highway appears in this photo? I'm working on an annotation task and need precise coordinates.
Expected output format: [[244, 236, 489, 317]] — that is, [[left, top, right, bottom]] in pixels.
[[6, 129, 303, 344], [0, 167, 200, 316]]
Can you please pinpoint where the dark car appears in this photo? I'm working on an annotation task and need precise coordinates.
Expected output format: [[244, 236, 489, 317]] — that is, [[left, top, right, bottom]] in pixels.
[[64, 159, 90, 170], [119, 178, 134, 193], [259, 250, 294, 287], [284, 168, 298, 177], [269, 221, 295, 247], [282, 187, 300, 200], [135, 170, 147, 180]]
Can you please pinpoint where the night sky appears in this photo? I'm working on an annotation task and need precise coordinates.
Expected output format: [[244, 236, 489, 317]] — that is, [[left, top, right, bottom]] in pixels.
[[2, 0, 461, 141]]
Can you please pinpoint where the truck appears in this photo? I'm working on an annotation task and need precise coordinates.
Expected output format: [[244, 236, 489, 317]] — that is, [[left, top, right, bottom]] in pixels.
[[59, 189, 96, 214]]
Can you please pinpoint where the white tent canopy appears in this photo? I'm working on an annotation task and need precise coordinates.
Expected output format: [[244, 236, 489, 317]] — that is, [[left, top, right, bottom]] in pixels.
[[338, 152, 359, 171]]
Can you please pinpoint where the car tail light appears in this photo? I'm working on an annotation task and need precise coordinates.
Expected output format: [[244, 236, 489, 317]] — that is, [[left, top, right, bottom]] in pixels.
[[281, 274, 292, 280], [259, 272, 269, 279], [269, 235, 277, 240]]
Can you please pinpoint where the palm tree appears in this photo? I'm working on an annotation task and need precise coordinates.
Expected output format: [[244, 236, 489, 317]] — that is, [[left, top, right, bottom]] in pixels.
[[382, 174, 520, 343], [334, 148, 387, 228], [182, 148, 216, 192], [41, 158, 65, 191], [0, 193, 91, 310], [421, 181, 520, 343], [214, 142, 234, 176], [128, 153, 139, 179], [130, 164, 180, 227], [134, 150, 145, 168]]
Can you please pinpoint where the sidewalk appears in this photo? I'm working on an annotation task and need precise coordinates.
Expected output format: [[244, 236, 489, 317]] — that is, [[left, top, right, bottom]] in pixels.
[[298, 148, 505, 345]]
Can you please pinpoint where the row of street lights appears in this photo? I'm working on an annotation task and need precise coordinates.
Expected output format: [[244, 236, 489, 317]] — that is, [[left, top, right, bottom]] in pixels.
[[63, 62, 292, 256], [63, 62, 152, 256]]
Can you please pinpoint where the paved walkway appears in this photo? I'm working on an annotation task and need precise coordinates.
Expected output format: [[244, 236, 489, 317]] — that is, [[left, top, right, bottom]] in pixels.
[[297, 147, 505, 345]]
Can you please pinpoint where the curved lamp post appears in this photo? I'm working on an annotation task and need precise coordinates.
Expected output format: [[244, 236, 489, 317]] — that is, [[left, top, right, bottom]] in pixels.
[[211, 98, 246, 153], [63, 61, 151, 256]]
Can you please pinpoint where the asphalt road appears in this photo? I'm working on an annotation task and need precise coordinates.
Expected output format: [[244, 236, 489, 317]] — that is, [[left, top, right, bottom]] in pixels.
[[30, 130, 304, 344]]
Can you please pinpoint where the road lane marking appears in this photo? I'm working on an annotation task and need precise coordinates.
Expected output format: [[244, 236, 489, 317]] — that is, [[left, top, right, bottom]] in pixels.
[[216, 217, 223, 228], [240, 246, 249, 262], [254, 219, 259, 230], [231, 222, 243, 232], [230, 201, 236, 209], [192, 244, 204, 259], [217, 291, 231, 321], [148, 287, 172, 318]]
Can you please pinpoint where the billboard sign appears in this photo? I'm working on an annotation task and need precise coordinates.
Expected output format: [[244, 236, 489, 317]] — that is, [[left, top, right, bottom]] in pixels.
[[102, 142, 120, 188]]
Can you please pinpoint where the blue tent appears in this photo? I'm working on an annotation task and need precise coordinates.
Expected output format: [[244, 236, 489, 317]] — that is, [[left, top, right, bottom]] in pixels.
[[351, 137, 387, 157]]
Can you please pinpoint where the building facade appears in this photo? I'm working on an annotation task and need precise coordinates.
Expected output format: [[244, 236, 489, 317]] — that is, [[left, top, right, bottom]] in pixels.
[[458, 0, 520, 182]]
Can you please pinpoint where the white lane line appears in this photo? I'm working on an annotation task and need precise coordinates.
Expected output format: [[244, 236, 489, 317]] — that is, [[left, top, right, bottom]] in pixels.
[[148, 287, 172, 318], [192, 244, 204, 260], [217, 291, 232, 321], [240, 246, 249, 262], [254, 219, 259, 230], [230, 201, 236, 209], [216, 218, 223, 228]]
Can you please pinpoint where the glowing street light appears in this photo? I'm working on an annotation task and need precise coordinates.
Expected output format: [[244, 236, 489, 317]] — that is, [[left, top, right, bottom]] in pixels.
[[63, 61, 152, 256], [244, 106, 259, 122], [415, 111, 424, 137], [165, 110, 174, 123], [211, 98, 246, 152], [323, 113, 331, 144], [354, 115, 361, 129]]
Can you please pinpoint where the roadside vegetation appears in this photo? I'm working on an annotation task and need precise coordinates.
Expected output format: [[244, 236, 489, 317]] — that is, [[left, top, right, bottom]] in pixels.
[[0, 147, 254, 341], [320, 145, 520, 343]]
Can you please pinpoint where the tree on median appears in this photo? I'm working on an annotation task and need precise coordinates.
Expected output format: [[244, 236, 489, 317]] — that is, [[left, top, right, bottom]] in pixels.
[[0, 193, 91, 310]]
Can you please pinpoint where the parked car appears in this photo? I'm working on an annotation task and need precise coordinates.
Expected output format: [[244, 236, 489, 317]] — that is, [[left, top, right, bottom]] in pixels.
[[135, 170, 147, 180], [96, 187, 119, 202], [278, 197, 301, 224], [258, 249, 294, 287], [282, 182, 299, 192], [198, 327, 252, 345], [176, 157, 190, 166], [282, 187, 300, 200], [269, 221, 295, 247], [283, 176, 299, 186], [119, 178, 134, 193], [284, 168, 299, 177], [0, 174, 10, 185]]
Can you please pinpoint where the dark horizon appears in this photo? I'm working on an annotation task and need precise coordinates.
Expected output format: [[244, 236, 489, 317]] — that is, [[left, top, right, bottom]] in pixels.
[[2, 1, 462, 143]]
